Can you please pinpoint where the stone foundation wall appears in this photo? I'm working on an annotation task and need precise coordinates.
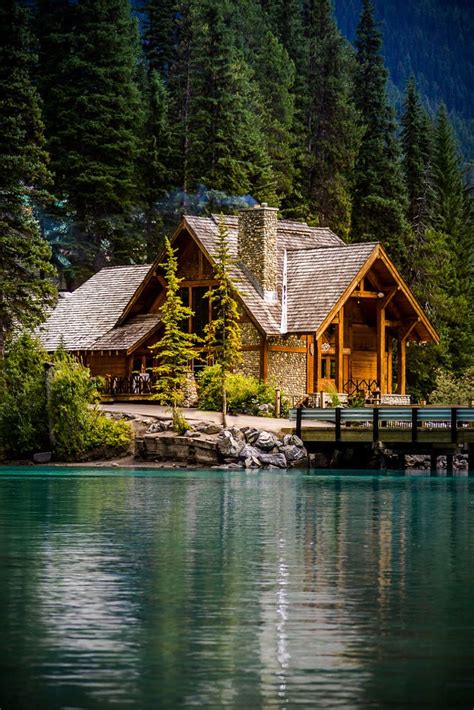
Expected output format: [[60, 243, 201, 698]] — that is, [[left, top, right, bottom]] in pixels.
[[268, 336, 307, 398], [239, 350, 261, 379]]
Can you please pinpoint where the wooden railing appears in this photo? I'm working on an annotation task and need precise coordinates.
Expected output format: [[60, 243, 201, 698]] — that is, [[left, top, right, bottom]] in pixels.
[[290, 407, 474, 444], [101, 373, 158, 396], [342, 378, 379, 396]]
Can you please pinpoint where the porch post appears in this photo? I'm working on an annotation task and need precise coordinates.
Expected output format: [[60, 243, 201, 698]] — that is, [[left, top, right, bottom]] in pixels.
[[397, 337, 406, 395], [260, 336, 269, 382], [376, 302, 386, 393], [306, 335, 314, 393], [314, 334, 322, 393], [335, 307, 344, 392]]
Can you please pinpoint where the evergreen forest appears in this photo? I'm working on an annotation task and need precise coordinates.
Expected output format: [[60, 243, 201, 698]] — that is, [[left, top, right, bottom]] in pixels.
[[0, 0, 472, 399]]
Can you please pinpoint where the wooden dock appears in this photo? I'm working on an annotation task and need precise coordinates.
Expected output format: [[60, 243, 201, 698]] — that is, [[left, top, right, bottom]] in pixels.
[[289, 407, 474, 471]]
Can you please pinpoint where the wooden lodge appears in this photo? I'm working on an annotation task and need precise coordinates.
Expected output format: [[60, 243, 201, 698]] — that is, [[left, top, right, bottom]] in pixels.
[[38, 204, 439, 403]]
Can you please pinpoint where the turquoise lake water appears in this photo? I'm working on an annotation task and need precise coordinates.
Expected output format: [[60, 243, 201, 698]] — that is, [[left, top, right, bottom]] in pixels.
[[0, 467, 473, 708]]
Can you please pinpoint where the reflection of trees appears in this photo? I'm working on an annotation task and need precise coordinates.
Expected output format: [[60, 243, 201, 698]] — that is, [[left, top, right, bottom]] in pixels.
[[0, 471, 473, 707]]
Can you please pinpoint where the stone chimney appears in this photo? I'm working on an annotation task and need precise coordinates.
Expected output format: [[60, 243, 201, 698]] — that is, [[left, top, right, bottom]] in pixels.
[[238, 203, 278, 303]]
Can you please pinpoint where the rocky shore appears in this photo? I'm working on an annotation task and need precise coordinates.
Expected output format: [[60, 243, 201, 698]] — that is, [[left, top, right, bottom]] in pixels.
[[138, 419, 307, 469]]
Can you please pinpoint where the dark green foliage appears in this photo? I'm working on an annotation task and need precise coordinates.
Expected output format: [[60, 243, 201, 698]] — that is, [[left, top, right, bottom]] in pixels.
[[140, 70, 173, 260], [303, 0, 362, 239], [180, 0, 277, 204], [0, 337, 131, 460], [151, 238, 200, 420], [49, 350, 132, 461], [0, 0, 56, 352], [38, 0, 144, 273], [351, 0, 410, 266], [205, 217, 242, 422], [0, 334, 49, 457], [197, 364, 281, 416], [143, 0, 176, 79], [401, 77, 434, 236]]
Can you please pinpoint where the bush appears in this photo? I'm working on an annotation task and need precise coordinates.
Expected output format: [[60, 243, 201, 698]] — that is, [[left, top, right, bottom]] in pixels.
[[49, 350, 132, 461], [0, 334, 50, 457], [428, 367, 474, 406], [197, 365, 282, 416]]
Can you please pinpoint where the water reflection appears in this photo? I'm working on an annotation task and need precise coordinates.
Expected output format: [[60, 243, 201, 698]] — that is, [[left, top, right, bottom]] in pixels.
[[0, 470, 473, 708]]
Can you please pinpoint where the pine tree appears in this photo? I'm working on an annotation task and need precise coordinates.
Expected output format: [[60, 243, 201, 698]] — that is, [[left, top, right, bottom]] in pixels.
[[255, 31, 295, 204], [38, 0, 144, 274], [171, 0, 276, 203], [303, 0, 361, 239], [143, 0, 176, 80], [151, 238, 200, 427], [0, 0, 56, 356], [401, 77, 434, 236], [432, 104, 465, 238], [141, 70, 173, 260], [206, 217, 242, 425], [351, 0, 409, 266]]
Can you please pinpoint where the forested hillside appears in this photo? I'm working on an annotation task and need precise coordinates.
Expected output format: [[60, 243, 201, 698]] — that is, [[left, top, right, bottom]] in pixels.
[[0, 0, 472, 398], [334, 0, 474, 162]]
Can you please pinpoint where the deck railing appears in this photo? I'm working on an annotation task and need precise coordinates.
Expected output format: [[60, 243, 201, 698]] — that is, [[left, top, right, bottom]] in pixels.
[[101, 373, 158, 397], [289, 406, 474, 444]]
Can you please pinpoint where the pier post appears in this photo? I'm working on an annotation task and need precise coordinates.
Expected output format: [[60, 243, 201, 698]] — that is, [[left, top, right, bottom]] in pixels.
[[412, 408, 418, 443], [446, 454, 454, 476], [451, 408, 458, 444], [296, 406, 302, 438], [335, 407, 342, 443]]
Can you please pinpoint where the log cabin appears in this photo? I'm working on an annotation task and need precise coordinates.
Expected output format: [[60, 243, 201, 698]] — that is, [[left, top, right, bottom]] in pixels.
[[38, 204, 439, 403]]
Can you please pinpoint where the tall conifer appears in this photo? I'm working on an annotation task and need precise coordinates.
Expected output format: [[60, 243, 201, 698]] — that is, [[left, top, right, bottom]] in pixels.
[[351, 0, 409, 266], [0, 0, 56, 354], [304, 0, 361, 239], [401, 77, 434, 236], [38, 0, 144, 274]]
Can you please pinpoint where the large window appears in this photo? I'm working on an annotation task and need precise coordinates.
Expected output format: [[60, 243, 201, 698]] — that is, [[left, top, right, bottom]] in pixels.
[[178, 285, 211, 336]]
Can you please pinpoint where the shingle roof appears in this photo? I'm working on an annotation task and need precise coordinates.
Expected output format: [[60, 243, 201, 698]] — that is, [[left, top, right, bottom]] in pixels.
[[38, 265, 152, 351], [89, 313, 161, 351], [38, 215, 383, 350], [286, 243, 378, 332], [184, 215, 347, 335]]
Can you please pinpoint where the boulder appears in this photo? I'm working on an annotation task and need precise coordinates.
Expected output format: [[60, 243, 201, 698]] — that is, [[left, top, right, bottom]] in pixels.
[[244, 456, 262, 469], [238, 443, 261, 460], [217, 430, 244, 458], [281, 444, 306, 464], [255, 431, 278, 451], [184, 430, 201, 438], [244, 428, 260, 445], [33, 451, 52, 464], [258, 452, 288, 468], [283, 434, 304, 448], [203, 424, 222, 435]]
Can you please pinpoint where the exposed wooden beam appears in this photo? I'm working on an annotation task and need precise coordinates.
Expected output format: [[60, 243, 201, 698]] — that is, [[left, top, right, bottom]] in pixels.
[[376, 302, 386, 393], [380, 287, 398, 310], [335, 307, 344, 391], [268, 345, 307, 353], [385, 320, 403, 328], [306, 335, 314, 393], [314, 335, 322, 393], [397, 337, 406, 395], [350, 290, 379, 299]]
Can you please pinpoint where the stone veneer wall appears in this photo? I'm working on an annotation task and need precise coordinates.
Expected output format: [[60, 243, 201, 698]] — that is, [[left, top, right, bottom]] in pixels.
[[268, 335, 307, 398], [239, 351, 261, 379], [238, 205, 278, 297], [239, 320, 262, 379]]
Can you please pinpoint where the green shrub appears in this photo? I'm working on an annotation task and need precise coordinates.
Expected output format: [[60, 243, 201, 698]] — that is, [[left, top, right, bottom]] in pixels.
[[0, 334, 50, 457], [197, 365, 282, 416], [49, 350, 132, 461], [429, 367, 474, 406]]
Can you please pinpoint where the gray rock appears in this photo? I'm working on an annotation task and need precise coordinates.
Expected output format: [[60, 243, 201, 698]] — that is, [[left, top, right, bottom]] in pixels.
[[227, 426, 245, 441], [282, 444, 306, 464], [238, 443, 261, 460], [244, 456, 262, 469], [203, 424, 222, 435], [33, 451, 51, 464], [283, 434, 304, 448], [245, 428, 260, 445], [184, 430, 201, 438], [257, 403, 274, 414], [258, 452, 288, 468], [217, 430, 244, 458], [255, 431, 278, 451]]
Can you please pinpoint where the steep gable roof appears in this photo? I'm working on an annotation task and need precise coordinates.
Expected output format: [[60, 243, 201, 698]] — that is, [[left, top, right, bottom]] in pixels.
[[286, 243, 378, 332], [181, 214, 345, 335], [38, 265, 152, 351]]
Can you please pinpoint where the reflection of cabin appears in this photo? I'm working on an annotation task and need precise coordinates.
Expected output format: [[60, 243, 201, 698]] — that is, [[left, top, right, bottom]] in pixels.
[[39, 204, 438, 402]]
